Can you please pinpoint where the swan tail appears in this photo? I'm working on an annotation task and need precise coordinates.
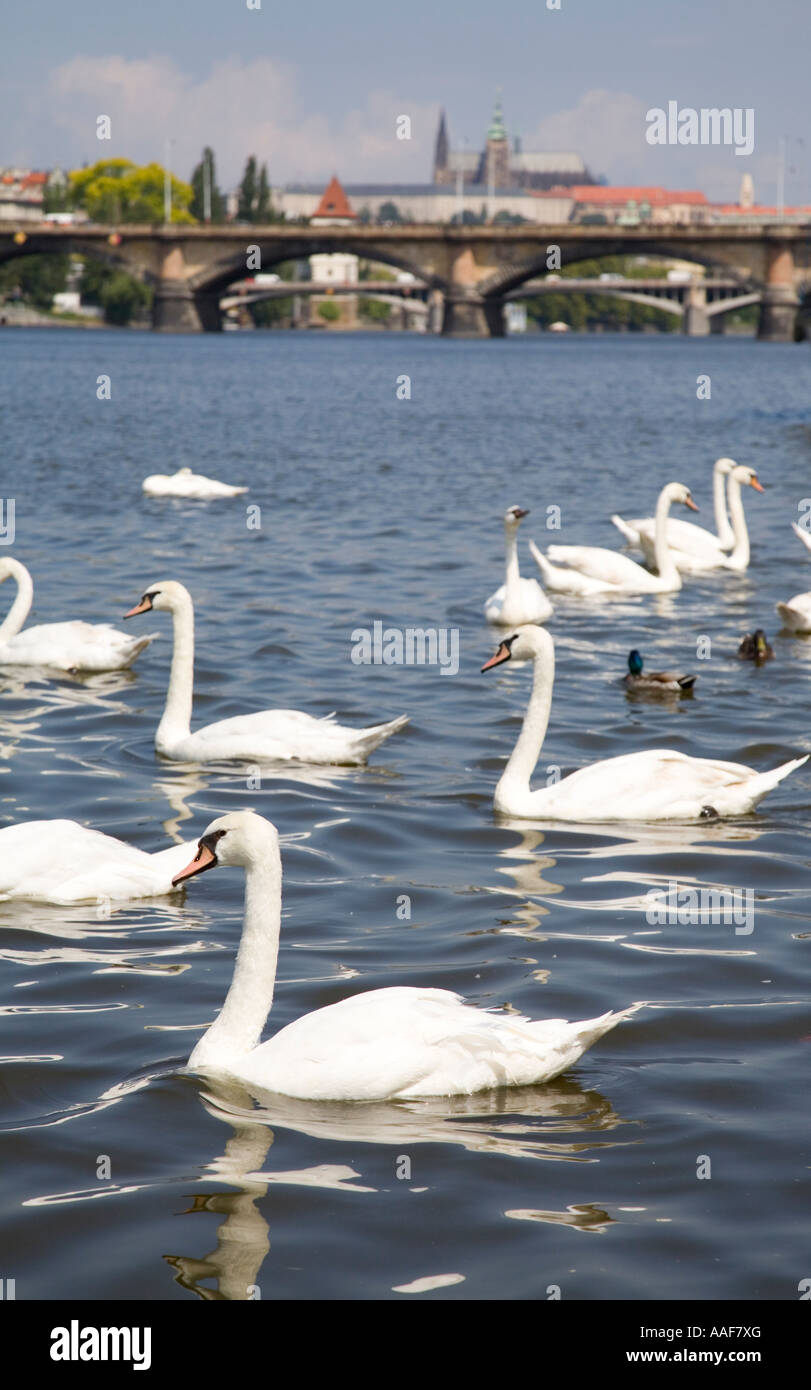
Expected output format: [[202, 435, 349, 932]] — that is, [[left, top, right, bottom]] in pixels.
[[742, 754, 809, 809], [776, 601, 810, 631], [351, 714, 409, 761], [610, 514, 640, 545], [126, 632, 159, 662], [550, 1002, 642, 1048]]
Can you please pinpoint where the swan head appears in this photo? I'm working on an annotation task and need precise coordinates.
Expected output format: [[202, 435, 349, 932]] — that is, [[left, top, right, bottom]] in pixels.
[[715, 458, 737, 475], [124, 579, 191, 617], [481, 624, 552, 671], [663, 482, 699, 512], [503, 506, 529, 529], [730, 463, 764, 492], [627, 649, 644, 676], [172, 811, 278, 885]]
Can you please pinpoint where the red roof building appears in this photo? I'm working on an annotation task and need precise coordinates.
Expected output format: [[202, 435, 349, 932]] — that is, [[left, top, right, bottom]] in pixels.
[[311, 176, 357, 224]]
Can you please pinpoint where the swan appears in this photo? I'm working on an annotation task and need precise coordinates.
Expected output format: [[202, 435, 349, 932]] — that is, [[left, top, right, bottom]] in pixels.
[[171, 810, 638, 1099], [791, 521, 811, 555], [481, 626, 806, 820], [0, 819, 197, 904], [0, 558, 155, 672], [142, 467, 248, 500], [124, 581, 408, 764], [531, 483, 698, 595], [776, 592, 811, 633], [612, 457, 736, 557], [630, 464, 762, 574], [624, 650, 696, 693], [484, 507, 553, 625]]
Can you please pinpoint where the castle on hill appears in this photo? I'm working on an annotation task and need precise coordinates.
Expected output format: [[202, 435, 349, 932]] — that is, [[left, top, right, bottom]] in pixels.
[[432, 96, 595, 191]]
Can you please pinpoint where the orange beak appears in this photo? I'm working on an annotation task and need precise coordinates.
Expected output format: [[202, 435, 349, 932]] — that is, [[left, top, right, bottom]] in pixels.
[[750, 477, 765, 493], [481, 642, 512, 672], [684, 496, 699, 512], [172, 842, 217, 887], [123, 597, 153, 618]]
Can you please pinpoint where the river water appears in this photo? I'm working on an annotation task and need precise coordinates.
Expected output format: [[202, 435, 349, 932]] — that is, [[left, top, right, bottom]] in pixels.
[[0, 326, 809, 1300]]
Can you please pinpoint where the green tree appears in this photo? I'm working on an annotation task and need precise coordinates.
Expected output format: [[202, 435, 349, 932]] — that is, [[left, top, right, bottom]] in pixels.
[[256, 164, 271, 221], [377, 201, 403, 224], [97, 271, 151, 325], [358, 298, 391, 323], [238, 157, 258, 221], [317, 300, 341, 322], [190, 147, 225, 223], [0, 253, 70, 310], [68, 159, 195, 223]]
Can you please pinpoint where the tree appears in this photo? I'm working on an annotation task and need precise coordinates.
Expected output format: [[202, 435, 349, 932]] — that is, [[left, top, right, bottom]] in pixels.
[[68, 159, 195, 223], [256, 164, 271, 221], [377, 201, 403, 224], [0, 253, 70, 310], [238, 157, 258, 221], [317, 300, 341, 322], [190, 147, 225, 223], [97, 271, 151, 325]]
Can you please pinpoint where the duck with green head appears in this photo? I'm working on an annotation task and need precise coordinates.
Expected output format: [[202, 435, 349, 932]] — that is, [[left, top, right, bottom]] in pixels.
[[738, 629, 773, 663], [624, 649, 696, 694]]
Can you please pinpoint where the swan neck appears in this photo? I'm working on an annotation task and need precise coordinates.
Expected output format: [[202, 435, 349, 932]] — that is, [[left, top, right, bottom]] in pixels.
[[191, 850, 282, 1066], [504, 525, 521, 596], [714, 466, 734, 546], [726, 476, 749, 566], [157, 596, 195, 749], [0, 561, 33, 645], [496, 647, 553, 800], [653, 491, 679, 586]]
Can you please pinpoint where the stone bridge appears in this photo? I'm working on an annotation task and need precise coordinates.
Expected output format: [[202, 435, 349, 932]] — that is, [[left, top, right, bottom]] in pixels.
[[2, 221, 810, 340]]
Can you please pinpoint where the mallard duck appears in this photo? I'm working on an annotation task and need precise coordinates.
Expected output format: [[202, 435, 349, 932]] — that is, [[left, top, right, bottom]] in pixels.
[[623, 649, 696, 693], [738, 630, 774, 662]]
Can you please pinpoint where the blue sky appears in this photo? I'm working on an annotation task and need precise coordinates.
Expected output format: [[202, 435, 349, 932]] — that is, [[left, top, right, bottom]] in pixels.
[[3, 0, 809, 202]]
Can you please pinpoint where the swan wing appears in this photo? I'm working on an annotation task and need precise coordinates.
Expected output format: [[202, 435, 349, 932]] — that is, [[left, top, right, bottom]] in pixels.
[[229, 987, 634, 1100], [485, 578, 552, 625], [546, 545, 655, 589], [179, 709, 407, 764], [0, 621, 156, 671], [777, 593, 811, 632], [0, 821, 195, 902]]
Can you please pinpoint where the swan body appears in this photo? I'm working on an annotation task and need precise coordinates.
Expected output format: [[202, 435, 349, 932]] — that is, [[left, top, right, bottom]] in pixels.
[[0, 820, 196, 903], [481, 626, 806, 821], [173, 811, 637, 1099], [0, 559, 155, 671], [485, 507, 553, 625], [624, 649, 696, 693], [612, 458, 736, 559], [143, 467, 248, 500], [535, 483, 698, 595], [125, 581, 408, 764], [791, 521, 811, 555], [630, 464, 762, 574], [776, 593, 811, 633]]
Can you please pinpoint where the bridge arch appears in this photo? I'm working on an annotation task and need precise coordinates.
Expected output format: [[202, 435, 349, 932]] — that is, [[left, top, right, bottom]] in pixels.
[[188, 238, 444, 299]]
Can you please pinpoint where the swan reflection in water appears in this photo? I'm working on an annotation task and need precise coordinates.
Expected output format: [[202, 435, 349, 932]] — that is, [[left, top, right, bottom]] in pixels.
[[164, 1075, 630, 1301]]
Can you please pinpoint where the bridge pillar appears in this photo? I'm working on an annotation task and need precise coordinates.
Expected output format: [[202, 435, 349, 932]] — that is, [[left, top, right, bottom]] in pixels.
[[709, 314, 725, 335], [441, 289, 491, 336], [152, 247, 203, 332], [757, 245, 799, 341], [682, 282, 709, 337]]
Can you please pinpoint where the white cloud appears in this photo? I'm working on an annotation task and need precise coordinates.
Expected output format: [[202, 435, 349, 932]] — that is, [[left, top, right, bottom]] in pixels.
[[46, 54, 438, 187]]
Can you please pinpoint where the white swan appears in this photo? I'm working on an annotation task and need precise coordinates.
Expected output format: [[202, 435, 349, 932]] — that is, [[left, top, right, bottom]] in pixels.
[[172, 810, 638, 1099], [0, 820, 196, 904], [630, 464, 762, 574], [612, 458, 736, 557], [142, 467, 248, 500], [124, 581, 408, 764], [531, 483, 698, 595], [0, 558, 155, 672], [776, 592, 811, 632], [481, 626, 806, 820], [485, 507, 553, 626], [791, 521, 811, 555]]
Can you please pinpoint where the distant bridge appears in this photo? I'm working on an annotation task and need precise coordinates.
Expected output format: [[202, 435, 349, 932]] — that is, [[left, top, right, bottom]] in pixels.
[[1, 221, 809, 339]]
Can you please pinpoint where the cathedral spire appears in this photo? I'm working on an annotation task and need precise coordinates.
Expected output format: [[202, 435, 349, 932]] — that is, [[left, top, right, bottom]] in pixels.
[[433, 109, 450, 180], [487, 89, 507, 142]]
